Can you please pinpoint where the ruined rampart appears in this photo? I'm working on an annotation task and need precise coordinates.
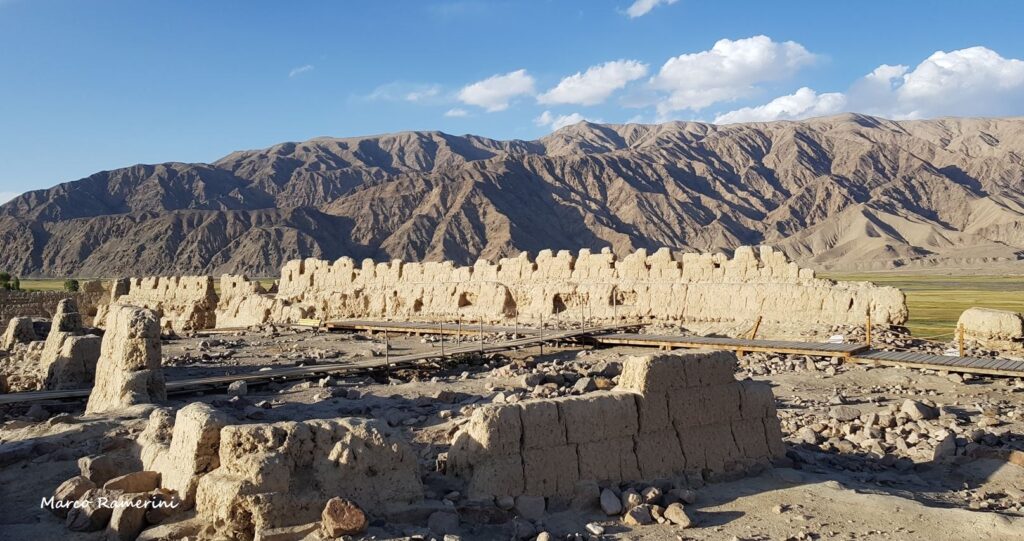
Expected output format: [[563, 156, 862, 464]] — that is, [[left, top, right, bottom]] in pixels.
[[264, 246, 907, 329], [88, 246, 908, 334], [97, 276, 218, 333], [448, 350, 785, 498], [0, 281, 107, 329]]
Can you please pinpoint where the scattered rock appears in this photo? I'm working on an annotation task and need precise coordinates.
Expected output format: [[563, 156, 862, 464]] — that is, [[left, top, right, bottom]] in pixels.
[[663, 502, 693, 527], [600, 488, 623, 515], [320, 497, 368, 537]]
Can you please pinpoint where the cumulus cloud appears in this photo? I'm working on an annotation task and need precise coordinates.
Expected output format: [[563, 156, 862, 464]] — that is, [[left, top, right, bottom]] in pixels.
[[625, 0, 678, 18], [649, 35, 817, 114], [444, 108, 469, 118], [715, 46, 1024, 124], [847, 46, 1024, 119], [714, 87, 846, 124], [534, 110, 593, 130], [288, 65, 314, 78], [457, 69, 535, 112], [538, 60, 648, 106]]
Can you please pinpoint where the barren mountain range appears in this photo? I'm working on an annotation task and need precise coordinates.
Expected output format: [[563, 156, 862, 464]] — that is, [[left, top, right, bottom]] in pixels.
[[2, 113, 1023, 277]]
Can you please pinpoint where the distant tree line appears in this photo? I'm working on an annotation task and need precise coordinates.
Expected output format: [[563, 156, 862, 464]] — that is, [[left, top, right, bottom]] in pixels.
[[0, 272, 19, 291], [0, 273, 79, 292]]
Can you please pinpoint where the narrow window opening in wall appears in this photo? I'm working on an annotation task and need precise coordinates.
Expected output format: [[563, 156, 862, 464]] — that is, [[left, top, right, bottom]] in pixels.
[[458, 292, 474, 307], [413, 299, 423, 312]]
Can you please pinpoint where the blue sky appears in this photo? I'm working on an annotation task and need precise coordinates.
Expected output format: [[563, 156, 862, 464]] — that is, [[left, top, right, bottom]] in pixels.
[[2, 0, 1023, 201]]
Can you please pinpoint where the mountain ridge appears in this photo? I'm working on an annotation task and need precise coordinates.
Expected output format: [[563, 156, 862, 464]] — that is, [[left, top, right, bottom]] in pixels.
[[2, 114, 1023, 277]]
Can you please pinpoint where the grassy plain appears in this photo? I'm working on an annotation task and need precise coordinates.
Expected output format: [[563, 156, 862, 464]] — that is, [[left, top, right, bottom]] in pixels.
[[824, 273, 1024, 338]]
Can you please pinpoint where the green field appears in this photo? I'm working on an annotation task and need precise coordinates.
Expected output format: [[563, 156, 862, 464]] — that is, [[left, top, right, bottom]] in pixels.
[[824, 273, 1024, 338], [14, 279, 87, 292]]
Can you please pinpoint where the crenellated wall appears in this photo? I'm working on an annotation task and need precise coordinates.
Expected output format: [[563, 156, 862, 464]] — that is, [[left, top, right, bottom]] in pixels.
[[263, 246, 907, 328], [96, 276, 218, 333], [92, 246, 908, 334]]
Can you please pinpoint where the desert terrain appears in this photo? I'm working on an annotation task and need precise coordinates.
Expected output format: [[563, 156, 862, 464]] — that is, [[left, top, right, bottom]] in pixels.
[[0, 245, 1022, 541], [1, 323, 1023, 540]]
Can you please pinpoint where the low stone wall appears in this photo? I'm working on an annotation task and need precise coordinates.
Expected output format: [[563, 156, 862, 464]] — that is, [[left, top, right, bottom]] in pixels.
[[448, 351, 785, 499], [958, 307, 1024, 351]]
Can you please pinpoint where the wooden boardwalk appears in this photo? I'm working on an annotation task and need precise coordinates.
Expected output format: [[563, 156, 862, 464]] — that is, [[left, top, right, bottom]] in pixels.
[[325, 319, 541, 336], [0, 324, 632, 405], [850, 349, 1024, 377], [594, 333, 869, 358], [593, 332, 1024, 377]]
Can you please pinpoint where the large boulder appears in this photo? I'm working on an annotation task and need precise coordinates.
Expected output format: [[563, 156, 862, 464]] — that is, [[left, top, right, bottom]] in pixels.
[[85, 304, 166, 414]]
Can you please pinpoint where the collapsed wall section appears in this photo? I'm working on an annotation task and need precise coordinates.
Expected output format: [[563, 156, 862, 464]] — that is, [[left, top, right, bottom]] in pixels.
[[191, 417, 422, 537], [958, 307, 1024, 351], [96, 276, 218, 334], [447, 350, 785, 499], [263, 246, 907, 328]]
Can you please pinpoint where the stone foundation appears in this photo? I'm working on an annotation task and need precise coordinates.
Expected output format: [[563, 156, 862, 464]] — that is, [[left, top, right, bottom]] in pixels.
[[448, 350, 784, 499]]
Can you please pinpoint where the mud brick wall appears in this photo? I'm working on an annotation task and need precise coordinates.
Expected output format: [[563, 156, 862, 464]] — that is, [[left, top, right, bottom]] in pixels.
[[268, 245, 907, 328], [447, 350, 786, 499]]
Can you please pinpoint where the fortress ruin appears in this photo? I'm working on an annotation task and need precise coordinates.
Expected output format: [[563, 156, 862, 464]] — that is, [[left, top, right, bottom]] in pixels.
[[106, 246, 909, 335]]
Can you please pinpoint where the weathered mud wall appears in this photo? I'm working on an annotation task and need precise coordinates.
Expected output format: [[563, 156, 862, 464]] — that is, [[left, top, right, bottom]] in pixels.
[[263, 246, 907, 328], [90, 246, 908, 334], [958, 307, 1024, 351], [96, 276, 218, 333], [0, 281, 108, 329], [448, 350, 784, 498]]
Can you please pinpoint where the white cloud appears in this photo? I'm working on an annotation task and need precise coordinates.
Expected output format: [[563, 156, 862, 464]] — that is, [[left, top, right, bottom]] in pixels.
[[847, 46, 1024, 119], [534, 110, 593, 131], [457, 69, 535, 112], [365, 82, 446, 104], [714, 87, 846, 124], [716, 46, 1024, 125], [0, 191, 20, 204], [625, 0, 678, 18], [649, 35, 817, 115], [288, 65, 314, 78], [444, 108, 469, 118], [404, 85, 442, 102], [538, 60, 648, 106]]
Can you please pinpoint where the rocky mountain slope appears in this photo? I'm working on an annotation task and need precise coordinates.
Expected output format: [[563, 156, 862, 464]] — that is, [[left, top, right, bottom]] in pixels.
[[2, 114, 1023, 277]]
